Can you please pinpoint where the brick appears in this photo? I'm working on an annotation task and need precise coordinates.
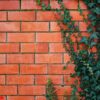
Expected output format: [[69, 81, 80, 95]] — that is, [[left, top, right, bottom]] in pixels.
[[8, 96, 34, 100], [0, 12, 7, 21], [70, 11, 88, 21], [20, 64, 47, 74], [79, 22, 88, 31], [0, 75, 5, 84], [0, 64, 19, 74], [35, 43, 49, 53], [22, 22, 49, 32], [0, 96, 6, 100], [7, 75, 34, 85], [36, 33, 62, 42], [64, 75, 75, 85], [8, 11, 35, 21], [8, 33, 35, 42], [64, 0, 87, 10], [0, 43, 19, 53], [0, 22, 20, 32], [0, 54, 5, 64], [21, 0, 41, 10], [21, 43, 35, 53], [7, 54, 34, 64], [21, 43, 49, 53], [50, 43, 65, 52], [35, 75, 63, 85], [0, 33, 6, 42], [64, 53, 71, 63], [36, 11, 56, 21], [0, 0, 19, 10], [18, 86, 45, 95], [55, 86, 72, 95], [50, 0, 87, 9], [0, 86, 17, 95], [50, 22, 60, 31], [36, 96, 63, 100], [36, 96, 46, 100], [35, 54, 63, 63], [50, 1, 60, 9], [79, 0, 87, 9], [48, 64, 75, 74], [64, 75, 79, 85]]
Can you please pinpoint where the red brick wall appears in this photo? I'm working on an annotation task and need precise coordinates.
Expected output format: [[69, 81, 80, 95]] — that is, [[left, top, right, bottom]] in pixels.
[[0, 0, 87, 100]]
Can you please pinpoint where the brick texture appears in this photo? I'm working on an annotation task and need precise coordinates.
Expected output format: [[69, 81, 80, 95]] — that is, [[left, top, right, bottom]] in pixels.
[[0, 0, 88, 99]]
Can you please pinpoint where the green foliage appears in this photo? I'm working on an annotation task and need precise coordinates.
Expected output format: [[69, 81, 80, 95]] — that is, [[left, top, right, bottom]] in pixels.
[[36, 0, 41, 5], [46, 79, 58, 100], [37, 0, 100, 99]]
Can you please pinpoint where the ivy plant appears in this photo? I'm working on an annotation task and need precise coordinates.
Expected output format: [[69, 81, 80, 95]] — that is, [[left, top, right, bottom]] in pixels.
[[36, 0, 100, 100]]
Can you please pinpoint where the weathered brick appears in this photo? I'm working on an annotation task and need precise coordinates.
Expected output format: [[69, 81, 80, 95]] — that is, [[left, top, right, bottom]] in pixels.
[[0, 75, 5, 84], [20, 64, 47, 74], [0, 33, 6, 42], [8, 33, 35, 42], [8, 11, 35, 21], [0, 86, 17, 95], [21, 43, 49, 53], [0, 64, 19, 74], [0, 22, 20, 32], [50, 43, 65, 52], [35, 54, 63, 63], [8, 96, 34, 100], [22, 22, 49, 32], [36, 33, 62, 42], [7, 75, 34, 85], [18, 86, 45, 95], [0, 12, 7, 21], [0, 0, 19, 10], [0, 43, 19, 53], [36, 11, 57, 21], [0, 54, 5, 64], [7, 54, 34, 64]]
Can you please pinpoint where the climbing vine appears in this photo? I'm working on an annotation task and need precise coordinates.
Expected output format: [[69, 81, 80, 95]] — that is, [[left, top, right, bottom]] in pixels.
[[36, 0, 100, 100]]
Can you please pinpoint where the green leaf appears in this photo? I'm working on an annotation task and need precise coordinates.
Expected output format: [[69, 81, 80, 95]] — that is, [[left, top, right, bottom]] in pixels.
[[36, 0, 41, 5], [87, 26, 93, 33], [41, 3, 47, 10], [93, 7, 100, 14], [88, 14, 96, 21], [97, 0, 100, 3], [80, 37, 88, 45], [90, 32, 98, 39], [88, 3, 96, 8], [90, 42, 97, 47], [47, 4, 51, 10]]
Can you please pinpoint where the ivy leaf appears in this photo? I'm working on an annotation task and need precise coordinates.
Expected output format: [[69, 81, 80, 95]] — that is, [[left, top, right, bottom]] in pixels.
[[88, 3, 96, 8], [90, 32, 98, 40], [95, 85, 100, 92], [94, 7, 100, 14], [80, 37, 88, 45], [47, 4, 51, 10], [88, 14, 96, 21], [87, 26, 93, 33], [95, 71, 100, 79], [41, 3, 47, 10], [97, 0, 100, 3], [91, 21, 96, 26], [36, 0, 41, 5], [90, 42, 97, 47], [57, 0, 62, 3]]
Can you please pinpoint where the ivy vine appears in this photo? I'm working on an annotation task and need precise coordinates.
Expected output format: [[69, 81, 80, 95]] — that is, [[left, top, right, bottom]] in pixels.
[[36, 0, 100, 100]]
